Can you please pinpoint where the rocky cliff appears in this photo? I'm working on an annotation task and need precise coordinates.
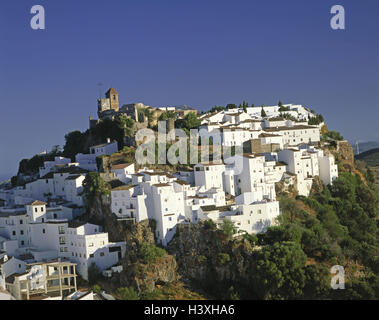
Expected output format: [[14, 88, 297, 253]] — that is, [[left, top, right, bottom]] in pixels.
[[167, 223, 259, 299], [80, 195, 179, 295]]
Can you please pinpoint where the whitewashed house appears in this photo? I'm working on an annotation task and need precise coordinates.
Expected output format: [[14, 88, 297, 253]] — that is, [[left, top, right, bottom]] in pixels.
[[149, 184, 185, 247], [75, 153, 98, 171], [194, 163, 225, 191], [39, 157, 72, 177], [66, 223, 126, 281], [89, 139, 118, 157], [264, 125, 320, 146], [110, 185, 148, 221], [110, 163, 135, 184]]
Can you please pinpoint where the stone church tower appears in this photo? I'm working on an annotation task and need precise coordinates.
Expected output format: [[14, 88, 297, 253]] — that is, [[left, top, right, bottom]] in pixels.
[[105, 88, 119, 112]]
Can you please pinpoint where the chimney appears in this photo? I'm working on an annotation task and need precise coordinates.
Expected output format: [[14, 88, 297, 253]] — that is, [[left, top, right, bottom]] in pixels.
[[107, 138, 111, 144]]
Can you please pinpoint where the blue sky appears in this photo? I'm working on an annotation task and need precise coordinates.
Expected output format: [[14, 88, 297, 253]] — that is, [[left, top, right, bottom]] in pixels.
[[0, 0, 378, 178]]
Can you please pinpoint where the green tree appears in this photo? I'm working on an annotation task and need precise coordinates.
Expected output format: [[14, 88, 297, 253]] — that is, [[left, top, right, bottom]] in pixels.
[[209, 105, 226, 113], [252, 242, 307, 299], [93, 284, 101, 294], [116, 114, 135, 137], [218, 253, 231, 265], [117, 287, 140, 300], [83, 172, 109, 205], [184, 112, 201, 130], [88, 263, 102, 285], [220, 219, 237, 239], [303, 265, 331, 299], [366, 167, 376, 186], [261, 106, 267, 117], [63, 130, 86, 160], [139, 242, 166, 264]]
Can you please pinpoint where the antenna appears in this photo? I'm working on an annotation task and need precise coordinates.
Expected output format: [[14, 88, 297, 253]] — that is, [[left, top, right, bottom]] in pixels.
[[97, 82, 103, 99]]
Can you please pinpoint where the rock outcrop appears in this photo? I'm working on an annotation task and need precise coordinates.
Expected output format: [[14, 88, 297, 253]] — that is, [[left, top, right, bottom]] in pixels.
[[168, 222, 258, 299], [83, 195, 179, 295]]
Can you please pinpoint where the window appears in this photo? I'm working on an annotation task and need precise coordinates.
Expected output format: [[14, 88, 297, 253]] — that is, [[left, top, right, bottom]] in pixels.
[[89, 254, 94, 258], [20, 230, 24, 235], [35, 208, 38, 213], [59, 237, 66, 245], [54, 214, 57, 219], [20, 220, 23, 225], [100, 252, 105, 257], [41, 207, 44, 212], [12, 231, 16, 236], [58, 226, 65, 234], [43, 229, 45, 234], [21, 241, 24, 246]]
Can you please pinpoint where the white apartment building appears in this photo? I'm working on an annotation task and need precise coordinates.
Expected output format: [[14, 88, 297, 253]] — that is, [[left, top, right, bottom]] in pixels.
[[110, 185, 148, 221], [194, 163, 225, 190], [264, 125, 320, 146], [278, 146, 338, 196], [111, 163, 135, 184], [89, 139, 118, 157], [149, 184, 185, 247], [39, 157, 72, 177], [75, 153, 98, 171], [258, 133, 284, 149], [66, 223, 126, 281], [226, 200, 280, 234], [1, 200, 125, 282], [221, 127, 261, 147], [13, 168, 87, 207]]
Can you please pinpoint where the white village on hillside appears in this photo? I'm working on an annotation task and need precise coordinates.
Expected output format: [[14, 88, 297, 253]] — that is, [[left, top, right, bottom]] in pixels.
[[0, 88, 339, 300]]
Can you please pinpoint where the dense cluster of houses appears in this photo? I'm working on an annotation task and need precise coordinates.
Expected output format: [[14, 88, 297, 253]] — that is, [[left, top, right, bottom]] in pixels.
[[0, 102, 339, 299], [199, 104, 322, 148], [0, 139, 126, 299]]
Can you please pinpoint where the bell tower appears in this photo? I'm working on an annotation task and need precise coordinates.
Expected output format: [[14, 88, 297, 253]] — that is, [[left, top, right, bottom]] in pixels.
[[105, 88, 119, 112]]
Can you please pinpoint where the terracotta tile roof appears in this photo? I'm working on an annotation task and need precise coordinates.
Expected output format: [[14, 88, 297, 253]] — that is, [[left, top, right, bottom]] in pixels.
[[112, 184, 137, 191], [27, 200, 47, 206], [264, 125, 318, 132], [111, 163, 133, 170], [153, 183, 171, 188], [174, 180, 189, 185], [259, 133, 282, 138], [200, 205, 231, 212]]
